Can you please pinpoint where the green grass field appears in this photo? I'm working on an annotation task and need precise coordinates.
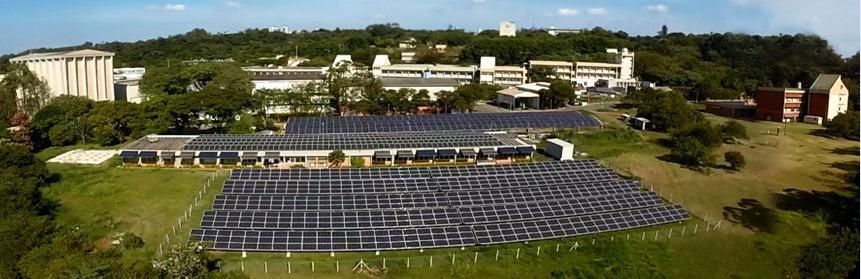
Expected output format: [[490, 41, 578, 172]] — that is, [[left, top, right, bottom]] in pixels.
[[40, 109, 858, 278]]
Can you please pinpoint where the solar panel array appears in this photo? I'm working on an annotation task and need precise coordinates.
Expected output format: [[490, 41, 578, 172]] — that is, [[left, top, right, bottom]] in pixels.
[[191, 160, 689, 252], [284, 111, 603, 134], [181, 131, 525, 151]]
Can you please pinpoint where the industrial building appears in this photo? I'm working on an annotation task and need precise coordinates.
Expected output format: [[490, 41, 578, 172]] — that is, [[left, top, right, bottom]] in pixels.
[[10, 49, 116, 101], [120, 131, 536, 168]]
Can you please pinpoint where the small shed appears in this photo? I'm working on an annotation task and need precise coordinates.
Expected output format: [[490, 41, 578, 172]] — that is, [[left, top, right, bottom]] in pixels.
[[632, 117, 651, 131], [803, 115, 823, 125], [545, 138, 574, 161]]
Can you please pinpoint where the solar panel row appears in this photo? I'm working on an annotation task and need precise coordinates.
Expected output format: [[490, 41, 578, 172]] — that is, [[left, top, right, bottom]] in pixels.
[[228, 160, 600, 181], [284, 111, 603, 134], [182, 131, 520, 151], [190, 205, 686, 252], [221, 169, 616, 195], [192, 161, 689, 252]]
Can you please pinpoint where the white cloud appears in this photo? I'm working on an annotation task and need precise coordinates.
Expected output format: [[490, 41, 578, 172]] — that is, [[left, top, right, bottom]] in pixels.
[[587, 8, 607, 15], [224, 1, 241, 8], [557, 8, 579, 16], [162, 4, 187, 11], [646, 4, 668, 13]]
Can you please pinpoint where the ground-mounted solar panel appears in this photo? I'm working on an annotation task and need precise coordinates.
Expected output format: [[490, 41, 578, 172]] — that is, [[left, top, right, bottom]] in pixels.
[[434, 169, 617, 191], [458, 192, 663, 224], [228, 160, 603, 181], [446, 180, 643, 207], [190, 226, 477, 252], [284, 111, 603, 134], [472, 205, 689, 245], [222, 178, 438, 194], [212, 192, 450, 211], [201, 208, 462, 230]]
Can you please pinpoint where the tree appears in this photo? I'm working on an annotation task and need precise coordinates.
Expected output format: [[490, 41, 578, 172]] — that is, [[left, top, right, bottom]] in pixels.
[[720, 120, 749, 143], [797, 230, 859, 279], [328, 150, 346, 167], [824, 111, 859, 140], [724, 151, 745, 170], [634, 90, 705, 132], [30, 96, 94, 148], [88, 101, 143, 146], [0, 64, 51, 118], [540, 80, 577, 109], [227, 113, 255, 134], [669, 122, 723, 168], [9, 112, 32, 150], [350, 156, 365, 168], [527, 66, 557, 83], [152, 241, 237, 279]]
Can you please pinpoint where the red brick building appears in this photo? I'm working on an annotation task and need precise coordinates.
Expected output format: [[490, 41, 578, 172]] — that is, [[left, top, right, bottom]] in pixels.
[[754, 87, 805, 122], [806, 74, 849, 122]]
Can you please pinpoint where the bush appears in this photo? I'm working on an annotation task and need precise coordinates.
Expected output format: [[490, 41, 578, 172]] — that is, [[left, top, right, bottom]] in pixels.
[[797, 230, 859, 278], [670, 136, 715, 167], [120, 233, 144, 250], [721, 121, 748, 142], [825, 111, 859, 140], [724, 151, 745, 170], [350, 156, 365, 168]]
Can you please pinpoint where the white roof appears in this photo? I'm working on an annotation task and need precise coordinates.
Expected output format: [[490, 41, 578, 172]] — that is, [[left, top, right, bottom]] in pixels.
[[530, 60, 573, 67], [381, 64, 476, 72], [11, 49, 114, 61], [515, 82, 550, 92], [372, 55, 391, 67], [547, 138, 574, 148], [497, 87, 540, 98], [575, 61, 622, 68], [332, 55, 353, 67]]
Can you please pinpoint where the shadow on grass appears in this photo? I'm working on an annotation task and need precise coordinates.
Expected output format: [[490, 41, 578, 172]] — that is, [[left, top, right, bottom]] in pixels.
[[807, 129, 839, 140], [774, 187, 859, 231], [831, 160, 860, 172], [655, 153, 712, 173], [829, 146, 860, 156], [723, 198, 777, 233]]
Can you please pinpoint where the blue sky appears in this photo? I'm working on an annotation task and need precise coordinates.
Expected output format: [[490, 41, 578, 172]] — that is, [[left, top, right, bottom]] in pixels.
[[1, 0, 858, 56]]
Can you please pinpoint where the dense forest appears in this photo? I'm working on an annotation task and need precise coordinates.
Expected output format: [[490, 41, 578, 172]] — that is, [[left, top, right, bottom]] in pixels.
[[1, 23, 857, 103]]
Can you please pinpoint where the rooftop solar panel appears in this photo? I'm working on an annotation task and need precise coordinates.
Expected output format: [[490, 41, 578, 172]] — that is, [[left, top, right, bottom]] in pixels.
[[284, 111, 602, 134], [180, 131, 525, 152]]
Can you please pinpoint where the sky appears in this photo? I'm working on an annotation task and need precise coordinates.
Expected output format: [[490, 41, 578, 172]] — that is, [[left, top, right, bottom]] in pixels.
[[0, 0, 858, 57]]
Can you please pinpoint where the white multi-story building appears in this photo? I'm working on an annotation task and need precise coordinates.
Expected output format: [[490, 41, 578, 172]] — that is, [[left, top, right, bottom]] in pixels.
[[372, 55, 476, 83], [479, 56, 526, 87], [10, 49, 115, 101], [547, 27, 583, 36], [528, 60, 574, 81], [401, 52, 416, 63], [243, 66, 327, 114], [574, 62, 622, 87], [499, 21, 517, 37], [268, 26, 289, 33]]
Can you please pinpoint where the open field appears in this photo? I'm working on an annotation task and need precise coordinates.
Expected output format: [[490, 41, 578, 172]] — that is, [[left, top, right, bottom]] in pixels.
[[39, 108, 858, 278]]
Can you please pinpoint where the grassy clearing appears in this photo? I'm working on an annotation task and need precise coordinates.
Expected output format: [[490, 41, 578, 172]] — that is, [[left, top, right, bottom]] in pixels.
[[583, 108, 856, 278], [41, 159, 217, 262]]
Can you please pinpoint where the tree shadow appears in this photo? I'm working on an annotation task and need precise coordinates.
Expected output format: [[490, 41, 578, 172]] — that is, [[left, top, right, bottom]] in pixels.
[[808, 129, 838, 140], [723, 198, 777, 233], [774, 187, 859, 230], [829, 146, 860, 156], [831, 160, 859, 172]]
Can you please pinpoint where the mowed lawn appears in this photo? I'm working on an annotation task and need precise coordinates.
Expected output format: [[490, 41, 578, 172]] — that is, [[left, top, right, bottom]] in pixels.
[[583, 108, 858, 278], [42, 160, 215, 256]]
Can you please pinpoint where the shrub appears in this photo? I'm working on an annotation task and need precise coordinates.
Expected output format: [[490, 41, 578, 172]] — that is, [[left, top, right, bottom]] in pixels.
[[825, 111, 859, 140], [350, 156, 365, 168], [721, 121, 748, 142], [724, 151, 746, 170]]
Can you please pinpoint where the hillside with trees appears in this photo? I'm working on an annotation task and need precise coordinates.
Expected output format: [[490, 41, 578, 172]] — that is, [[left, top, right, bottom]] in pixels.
[[1, 24, 857, 103]]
